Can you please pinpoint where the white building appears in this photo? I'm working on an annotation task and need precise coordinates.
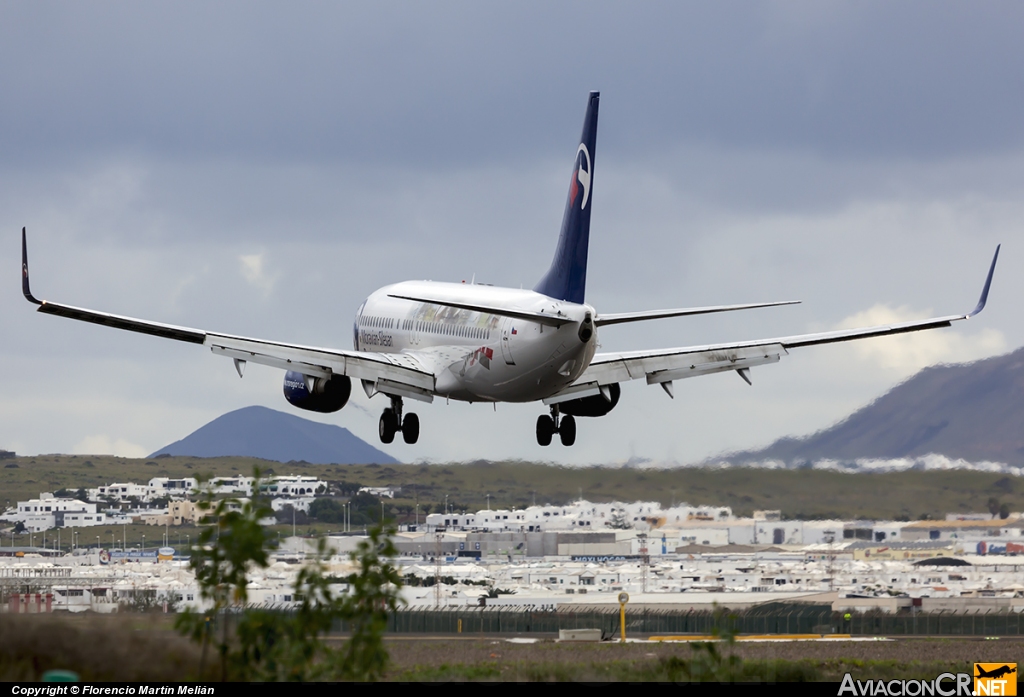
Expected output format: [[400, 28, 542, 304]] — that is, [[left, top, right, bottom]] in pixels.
[[83, 474, 327, 504], [147, 478, 198, 499], [260, 476, 326, 497], [7, 494, 107, 532], [425, 500, 734, 534], [358, 486, 397, 499], [271, 497, 316, 514], [88, 482, 151, 502], [207, 476, 254, 496]]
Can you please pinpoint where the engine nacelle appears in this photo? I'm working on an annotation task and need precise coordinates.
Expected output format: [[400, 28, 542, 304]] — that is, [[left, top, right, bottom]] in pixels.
[[560, 383, 620, 417], [283, 371, 352, 413]]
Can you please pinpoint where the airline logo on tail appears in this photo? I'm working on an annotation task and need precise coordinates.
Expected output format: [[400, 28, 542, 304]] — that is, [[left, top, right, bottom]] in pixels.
[[569, 143, 592, 210]]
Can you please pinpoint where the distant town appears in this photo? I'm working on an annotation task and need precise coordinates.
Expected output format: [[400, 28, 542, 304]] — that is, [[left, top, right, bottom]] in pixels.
[[2, 468, 1022, 617]]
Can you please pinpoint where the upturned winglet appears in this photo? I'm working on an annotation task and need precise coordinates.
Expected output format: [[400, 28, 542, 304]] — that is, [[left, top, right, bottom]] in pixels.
[[967, 244, 1000, 318], [21, 227, 42, 305]]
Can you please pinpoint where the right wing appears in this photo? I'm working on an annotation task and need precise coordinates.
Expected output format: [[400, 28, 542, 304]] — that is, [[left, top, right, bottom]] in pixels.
[[562, 245, 1000, 399], [20, 228, 437, 401]]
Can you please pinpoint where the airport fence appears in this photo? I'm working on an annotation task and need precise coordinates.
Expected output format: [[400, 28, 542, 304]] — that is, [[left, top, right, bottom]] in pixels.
[[376, 602, 837, 636], [363, 603, 1024, 637], [844, 609, 1024, 637], [203, 602, 1024, 638]]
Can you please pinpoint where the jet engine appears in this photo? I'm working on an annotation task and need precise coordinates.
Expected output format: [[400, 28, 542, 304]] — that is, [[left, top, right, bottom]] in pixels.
[[283, 370, 352, 413], [560, 383, 620, 417]]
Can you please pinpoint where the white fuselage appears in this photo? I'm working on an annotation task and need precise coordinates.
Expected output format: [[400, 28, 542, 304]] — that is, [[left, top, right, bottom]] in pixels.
[[354, 280, 597, 402]]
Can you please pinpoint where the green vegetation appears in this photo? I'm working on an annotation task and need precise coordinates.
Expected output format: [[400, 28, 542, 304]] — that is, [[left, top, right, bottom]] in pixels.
[[3, 454, 1024, 522], [335, 528, 404, 680], [174, 471, 403, 681], [226, 529, 403, 681], [175, 475, 276, 679], [308, 491, 393, 525], [0, 614, 214, 681]]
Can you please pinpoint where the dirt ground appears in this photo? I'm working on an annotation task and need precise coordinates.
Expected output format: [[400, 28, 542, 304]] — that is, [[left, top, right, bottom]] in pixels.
[[3, 611, 1017, 682], [380, 636, 1020, 681], [384, 635, 1020, 667], [384, 635, 1020, 666]]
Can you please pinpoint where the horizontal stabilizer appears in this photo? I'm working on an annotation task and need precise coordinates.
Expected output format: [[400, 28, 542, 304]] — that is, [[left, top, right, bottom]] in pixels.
[[387, 293, 574, 327], [595, 300, 800, 327]]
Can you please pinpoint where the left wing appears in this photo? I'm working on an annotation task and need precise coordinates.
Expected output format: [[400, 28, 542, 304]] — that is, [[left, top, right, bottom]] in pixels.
[[567, 246, 1000, 399], [20, 228, 437, 401]]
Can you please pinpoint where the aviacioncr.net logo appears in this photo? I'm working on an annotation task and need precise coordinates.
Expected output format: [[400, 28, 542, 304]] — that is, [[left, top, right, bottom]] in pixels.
[[838, 673, 973, 696], [975, 663, 1017, 696]]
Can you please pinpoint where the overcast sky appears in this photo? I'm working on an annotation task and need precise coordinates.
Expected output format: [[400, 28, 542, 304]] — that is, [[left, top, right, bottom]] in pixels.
[[2, 2, 1022, 466]]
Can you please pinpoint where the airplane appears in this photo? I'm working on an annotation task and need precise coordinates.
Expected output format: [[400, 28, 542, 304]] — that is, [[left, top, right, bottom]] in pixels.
[[21, 91, 1000, 448], [976, 665, 1016, 680]]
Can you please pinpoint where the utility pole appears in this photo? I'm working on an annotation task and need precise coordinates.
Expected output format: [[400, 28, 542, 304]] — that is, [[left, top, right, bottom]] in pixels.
[[434, 531, 443, 607], [824, 531, 836, 592], [638, 532, 649, 594]]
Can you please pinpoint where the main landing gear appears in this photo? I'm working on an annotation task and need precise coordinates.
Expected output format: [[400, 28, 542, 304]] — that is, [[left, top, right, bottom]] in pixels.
[[536, 405, 576, 447], [379, 395, 419, 445]]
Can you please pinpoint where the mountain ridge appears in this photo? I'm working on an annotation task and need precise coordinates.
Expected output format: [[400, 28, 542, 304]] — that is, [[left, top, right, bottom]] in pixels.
[[716, 346, 1024, 468], [150, 405, 398, 465]]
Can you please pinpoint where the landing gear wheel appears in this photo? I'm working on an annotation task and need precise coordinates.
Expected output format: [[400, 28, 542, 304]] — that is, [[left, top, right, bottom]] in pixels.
[[379, 408, 398, 444], [402, 412, 420, 444], [559, 414, 577, 446], [536, 415, 554, 446]]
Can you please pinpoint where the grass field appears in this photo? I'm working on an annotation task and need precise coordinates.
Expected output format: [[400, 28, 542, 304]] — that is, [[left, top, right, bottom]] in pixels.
[[0, 613, 1014, 682], [383, 636, 999, 682], [2, 454, 1021, 525]]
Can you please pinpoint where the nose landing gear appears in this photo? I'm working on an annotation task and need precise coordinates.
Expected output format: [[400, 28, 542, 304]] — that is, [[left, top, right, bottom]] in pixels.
[[379, 395, 419, 444], [536, 405, 576, 447]]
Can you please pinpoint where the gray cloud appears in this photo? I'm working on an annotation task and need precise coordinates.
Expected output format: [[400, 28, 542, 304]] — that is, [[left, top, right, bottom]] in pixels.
[[1, 2, 1022, 166], [1, 2, 1022, 465]]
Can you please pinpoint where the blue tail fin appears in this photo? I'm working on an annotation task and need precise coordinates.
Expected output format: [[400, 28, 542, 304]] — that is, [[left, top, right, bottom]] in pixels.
[[534, 91, 599, 304]]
